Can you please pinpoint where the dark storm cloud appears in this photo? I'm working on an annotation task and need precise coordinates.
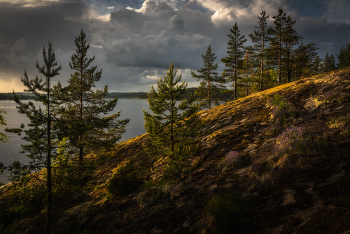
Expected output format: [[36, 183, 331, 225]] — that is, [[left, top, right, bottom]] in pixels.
[[1, 0, 350, 92], [295, 16, 350, 57], [0, 1, 90, 90]]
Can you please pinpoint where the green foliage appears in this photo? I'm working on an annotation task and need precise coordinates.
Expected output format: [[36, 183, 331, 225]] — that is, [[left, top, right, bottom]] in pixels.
[[191, 45, 226, 109], [268, 7, 287, 84], [5, 42, 62, 179], [271, 94, 300, 122], [0, 109, 7, 143], [221, 22, 247, 99], [0, 184, 46, 228], [248, 10, 271, 91], [144, 62, 201, 180], [107, 162, 142, 195], [322, 53, 337, 72], [52, 30, 129, 162], [337, 44, 350, 69], [272, 94, 285, 109], [310, 55, 322, 75], [206, 192, 250, 234], [163, 144, 193, 180]]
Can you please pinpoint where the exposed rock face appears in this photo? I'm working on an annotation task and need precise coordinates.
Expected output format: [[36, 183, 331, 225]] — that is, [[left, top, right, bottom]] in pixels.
[[3, 68, 350, 233]]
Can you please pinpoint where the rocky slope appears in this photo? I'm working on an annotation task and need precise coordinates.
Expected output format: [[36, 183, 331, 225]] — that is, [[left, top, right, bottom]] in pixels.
[[2, 68, 350, 234]]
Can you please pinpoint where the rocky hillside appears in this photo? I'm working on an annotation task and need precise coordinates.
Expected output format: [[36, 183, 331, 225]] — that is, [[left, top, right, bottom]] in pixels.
[[2, 68, 350, 234]]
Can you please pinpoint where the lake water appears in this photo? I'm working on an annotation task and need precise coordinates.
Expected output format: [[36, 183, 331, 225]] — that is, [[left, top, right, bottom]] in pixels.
[[0, 99, 151, 184]]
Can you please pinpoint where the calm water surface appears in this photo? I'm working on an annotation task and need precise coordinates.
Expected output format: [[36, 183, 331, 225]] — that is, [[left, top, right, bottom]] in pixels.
[[0, 99, 151, 183]]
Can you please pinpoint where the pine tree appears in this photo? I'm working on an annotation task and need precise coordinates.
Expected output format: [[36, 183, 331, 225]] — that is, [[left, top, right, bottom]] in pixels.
[[191, 45, 225, 109], [337, 44, 350, 69], [291, 42, 318, 79], [249, 10, 270, 91], [311, 55, 322, 75], [322, 53, 337, 72], [52, 30, 129, 162], [241, 47, 256, 95], [6, 42, 61, 234], [268, 7, 287, 85], [221, 22, 247, 99], [281, 15, 303, 82], [143, 63, 199, 178]]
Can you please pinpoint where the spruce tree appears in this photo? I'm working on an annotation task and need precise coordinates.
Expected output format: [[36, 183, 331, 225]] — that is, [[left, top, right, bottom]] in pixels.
[[249, 10, 270, 91], [52, 30, 129, 162], [143, 63, 199, 179], [191, 45, 225, 109], [337, 44, 350, 69], [221, 22, 247, 99]]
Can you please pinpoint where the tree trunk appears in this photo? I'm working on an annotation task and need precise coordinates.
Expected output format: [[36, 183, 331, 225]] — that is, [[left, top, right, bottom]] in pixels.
[[46, 63, 52, 234], [207, 67, 211, 109], [79, 67, 83, 162], [171, 93, 174, 154], [260, 31, 265, 91]]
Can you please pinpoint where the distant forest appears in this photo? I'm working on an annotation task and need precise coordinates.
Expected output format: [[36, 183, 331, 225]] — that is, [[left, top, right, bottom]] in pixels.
[[0, 88, 234, 101]]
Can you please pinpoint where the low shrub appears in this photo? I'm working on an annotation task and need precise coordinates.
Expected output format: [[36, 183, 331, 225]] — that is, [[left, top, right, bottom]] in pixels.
[[0, 184, 46, 228], [275, 125, 329, 157], [271, 94, 300, 123], [107, 162, 143, 195], [206, 192, 250, 234], [267, 94, 301, 135], [252, 125, 330, 190]]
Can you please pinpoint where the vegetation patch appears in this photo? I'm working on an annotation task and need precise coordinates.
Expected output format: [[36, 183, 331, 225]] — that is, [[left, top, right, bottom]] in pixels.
[[206, 192, 251, 234], [107, 162, 143, 196]]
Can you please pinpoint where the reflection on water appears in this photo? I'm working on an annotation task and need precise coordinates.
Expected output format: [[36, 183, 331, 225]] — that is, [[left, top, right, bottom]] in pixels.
[[0, 99, 151, 183]]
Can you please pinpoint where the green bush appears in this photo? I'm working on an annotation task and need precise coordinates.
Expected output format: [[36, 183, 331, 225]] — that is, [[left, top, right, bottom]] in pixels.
[[107, 162, 142, 195], [206, 192, 250, 234], [0, 184, 46, 228]]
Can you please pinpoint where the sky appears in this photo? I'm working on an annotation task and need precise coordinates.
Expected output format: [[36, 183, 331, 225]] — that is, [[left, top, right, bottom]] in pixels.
[[0, 0, 349, 93]]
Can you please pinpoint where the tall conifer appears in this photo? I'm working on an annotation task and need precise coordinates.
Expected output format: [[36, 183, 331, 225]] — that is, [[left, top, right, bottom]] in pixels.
[[268, 7, 287, 84], [6, 42, 61, 234], [144, 63, 199, 179], [337, 44, 350, 69], [221, 22, 247, 99], [311, 55, 322, 75], [322, 53, 337, 72], [52, 30, 129, 162], [191, 45, 225, 109], [282, 15, 303, 82], [249, 10, 270, 91]]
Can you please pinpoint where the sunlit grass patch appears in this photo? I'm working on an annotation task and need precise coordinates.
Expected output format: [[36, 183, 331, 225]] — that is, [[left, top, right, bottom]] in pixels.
[[328, 114, 350, 138]]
